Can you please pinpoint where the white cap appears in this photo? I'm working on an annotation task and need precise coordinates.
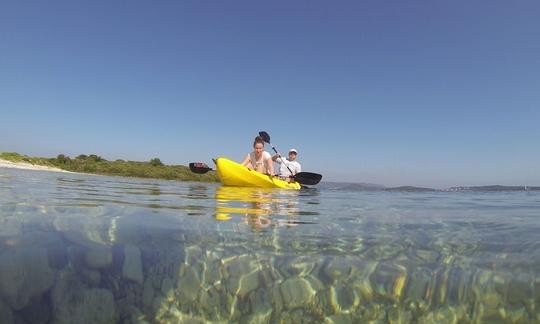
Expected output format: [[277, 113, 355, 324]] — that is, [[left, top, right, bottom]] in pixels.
[[289, 148, 297, 154]]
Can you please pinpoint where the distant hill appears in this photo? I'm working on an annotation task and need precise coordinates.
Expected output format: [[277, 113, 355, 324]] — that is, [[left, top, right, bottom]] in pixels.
[[384, 186, 437, 192], [447, 185, 540, 192], [319, 182, 540, 192], [319, 181, 439, 192], [318, 181, 385, 191]]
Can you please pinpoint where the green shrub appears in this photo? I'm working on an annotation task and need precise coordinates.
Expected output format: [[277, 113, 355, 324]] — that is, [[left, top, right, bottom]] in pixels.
[[149, 158, 164, 167], [56, 154, 70, 164]]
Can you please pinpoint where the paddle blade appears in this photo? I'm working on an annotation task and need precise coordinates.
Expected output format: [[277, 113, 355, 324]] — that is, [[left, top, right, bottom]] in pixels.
[[293, 172, 322, 185], [258, 131, 271, 143], [189, 162, 212, 174]]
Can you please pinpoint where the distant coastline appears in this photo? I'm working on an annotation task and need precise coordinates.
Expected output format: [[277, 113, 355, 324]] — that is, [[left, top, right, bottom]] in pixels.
[[2, 152, 538, 190], [319, 181, 540, 192], [0, 152, 218, 182]]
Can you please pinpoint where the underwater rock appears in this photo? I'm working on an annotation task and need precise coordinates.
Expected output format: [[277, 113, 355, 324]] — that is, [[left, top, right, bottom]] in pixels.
[[322, 258, 353, 283], [304, 274, 325, 292], [414, 249, 439, 263], [418, 307, 459, 323], [51, 271, 116, 324], [8, 232, 63, 249], [19, 296, 51, 324], [151, 295, 168, 319], [66, 245, 90, 270], [176, 265, 201, 303], [248, 288, 272, 316], [260, 265, 284, 288], [199, 287, 223, 320], [271, 286, 284, 315], [160, 277, 174, 295], [369, 262, 407, 301], [47, 245, 68, 270], [500, 306, 528, 323], [356, 303, 387, 322], [184, 245, 203, 264], [536, 279, 540, 305], [84, 247, 112, 269], [504, 279, 533, 305], [123, 245, 144, 284], [5, 232, 67, 270], [287, 309, 316, 323], [236, 269, 261, 297], [0, 299, 14, 324], [77, 267, 101, 287], [201, 259, 223, 288], [279, 277, 316, 309], [223, 254, 260, 296], [61, 229, 111, 249], [349, 278, 374, 303], [387, 306, 412, 324], [279, 256, 316, 277], [142, 279, 154, 308], [242, 308, 273, 324], [324, 314, 353, 324], [162, 304, 206, 324], [0, 248, 55, 310], [124, 305, 149, 324], [328, 284, 360, 314], [160, 277, 175, 302], [224, 254, 258, 276]]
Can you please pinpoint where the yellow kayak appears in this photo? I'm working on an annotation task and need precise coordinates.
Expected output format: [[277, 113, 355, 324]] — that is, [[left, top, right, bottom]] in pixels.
[[215, 157, 301, 190]]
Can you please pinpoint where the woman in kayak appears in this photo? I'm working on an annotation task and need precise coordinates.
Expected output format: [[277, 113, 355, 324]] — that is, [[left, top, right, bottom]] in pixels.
[[241, 136, 275, 175]]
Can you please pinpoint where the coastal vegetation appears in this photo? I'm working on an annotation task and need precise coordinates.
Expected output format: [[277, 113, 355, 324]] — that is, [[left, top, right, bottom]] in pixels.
[[0, 152, 218, 182]]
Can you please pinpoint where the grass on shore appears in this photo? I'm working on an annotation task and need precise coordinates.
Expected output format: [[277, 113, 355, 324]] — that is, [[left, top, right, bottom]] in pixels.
[[0, 152, 219, 182]]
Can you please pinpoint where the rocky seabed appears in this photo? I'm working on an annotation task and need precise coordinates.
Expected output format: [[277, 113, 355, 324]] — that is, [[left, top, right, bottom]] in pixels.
[[0, 200, 539, 323], [0, 228, 539, 324]]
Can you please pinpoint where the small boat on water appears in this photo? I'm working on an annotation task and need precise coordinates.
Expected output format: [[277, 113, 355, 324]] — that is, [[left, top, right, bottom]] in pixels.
[[215, 157, 301, 190]]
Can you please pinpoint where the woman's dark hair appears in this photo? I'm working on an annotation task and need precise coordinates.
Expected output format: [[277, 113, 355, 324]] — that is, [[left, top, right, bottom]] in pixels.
[[253, 136, 265, 147]]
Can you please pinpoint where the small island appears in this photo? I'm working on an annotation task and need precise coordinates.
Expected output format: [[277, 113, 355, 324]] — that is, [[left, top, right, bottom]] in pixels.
[[0, 152, 219, 182]]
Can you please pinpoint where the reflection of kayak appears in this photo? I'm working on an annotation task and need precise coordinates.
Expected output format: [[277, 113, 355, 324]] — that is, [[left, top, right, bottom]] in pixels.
[[216, 206, 271, 216], [216, 186, 276, 203], [215, 157, 301, 189]]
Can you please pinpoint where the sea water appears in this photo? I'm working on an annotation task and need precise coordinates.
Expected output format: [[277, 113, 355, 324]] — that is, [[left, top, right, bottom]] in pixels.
[[0, 168, 539, 323]]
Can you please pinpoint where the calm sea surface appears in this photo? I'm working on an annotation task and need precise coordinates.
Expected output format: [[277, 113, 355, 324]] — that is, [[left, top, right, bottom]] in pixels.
[[1, 168, 539, 323]]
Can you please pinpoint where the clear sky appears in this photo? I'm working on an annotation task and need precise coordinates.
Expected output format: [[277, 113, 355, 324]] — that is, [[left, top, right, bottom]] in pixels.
[[1, 1, 539, 188]]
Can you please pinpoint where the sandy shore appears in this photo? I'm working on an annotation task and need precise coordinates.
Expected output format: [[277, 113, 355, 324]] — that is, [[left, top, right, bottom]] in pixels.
[[0, 158, 74, 173]]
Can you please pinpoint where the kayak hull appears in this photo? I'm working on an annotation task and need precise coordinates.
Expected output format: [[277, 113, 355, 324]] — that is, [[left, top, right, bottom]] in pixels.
[[215, 157, 301, 190]]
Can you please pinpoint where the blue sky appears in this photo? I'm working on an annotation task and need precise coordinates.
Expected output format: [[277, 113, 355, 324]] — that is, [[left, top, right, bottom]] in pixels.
[[1, 1, 539, 188]]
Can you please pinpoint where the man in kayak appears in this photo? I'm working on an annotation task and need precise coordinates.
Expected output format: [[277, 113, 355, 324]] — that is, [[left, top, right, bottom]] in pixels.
[[272, 148, 302, 181], [241, 136, 275, 175]]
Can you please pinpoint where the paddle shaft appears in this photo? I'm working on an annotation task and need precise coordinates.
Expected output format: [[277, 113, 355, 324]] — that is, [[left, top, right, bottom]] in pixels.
[[269, 145, 295, 176]]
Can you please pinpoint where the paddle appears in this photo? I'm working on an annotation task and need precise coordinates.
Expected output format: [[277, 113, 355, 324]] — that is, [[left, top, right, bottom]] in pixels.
[[258, 131, 322, 185], [189, 162, 212, 174]]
